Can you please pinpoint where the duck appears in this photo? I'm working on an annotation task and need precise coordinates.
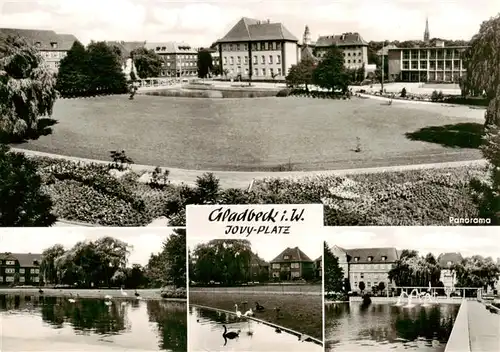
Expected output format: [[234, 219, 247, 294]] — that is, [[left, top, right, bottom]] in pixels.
[[68, 293, 76, 303], [134, 290, 140, 297], [222, 325, 240, 339], [234, 304, 242, 318], [255, 302, 265, 311], [243, 308, 254, 317], [275, 327, 282, 334], [38, 288, 44, 294]]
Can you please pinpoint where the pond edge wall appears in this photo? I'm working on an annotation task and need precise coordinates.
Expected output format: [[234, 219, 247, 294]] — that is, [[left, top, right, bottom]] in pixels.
[[444, 300, 471, 352]]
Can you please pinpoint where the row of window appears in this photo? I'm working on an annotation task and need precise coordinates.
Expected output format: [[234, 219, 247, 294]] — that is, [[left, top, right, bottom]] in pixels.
[[271, 262, 300, 269], [162, 61, 196, 67], [353, 280, 387, 288], [0, 276, 39, 282], [35, 42, 58, 49], [223, 54, 282, 66], [222, 41, 283, 52], [350, 263, 393, 269], [316, 50, 364, 58], [352, 272, 388, 280], [40, 51, 66, 59], [402, 49, 464, 60], [402, 60, 463, 70], [346, 59, 363, 64], [353, 256, 388, 262], [160, 54, 197, 60], [227, 67, 283, 77], [3, 268, 39, 274]]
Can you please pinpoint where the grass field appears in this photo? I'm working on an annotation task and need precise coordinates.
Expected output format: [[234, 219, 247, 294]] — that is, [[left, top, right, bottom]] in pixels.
[[15, 95, 483, 171], [189, 290, 323, 340]]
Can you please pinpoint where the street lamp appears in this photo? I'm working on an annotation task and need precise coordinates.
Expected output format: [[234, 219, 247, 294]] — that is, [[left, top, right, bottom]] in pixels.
[[381, 44, 385, 93]]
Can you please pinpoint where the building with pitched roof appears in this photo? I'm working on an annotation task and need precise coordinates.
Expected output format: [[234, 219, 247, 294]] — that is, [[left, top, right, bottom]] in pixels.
[[145, 42, 199, 77], [0, 252, 42, 286], [270, 247, 314, 280], [0, 28, 78, 72], [215, 17, 299, 80], [437, 252, 463, 289], [249, 252, 269, 282], [313, 32, 369, 71], [330, 245, 399, 293]]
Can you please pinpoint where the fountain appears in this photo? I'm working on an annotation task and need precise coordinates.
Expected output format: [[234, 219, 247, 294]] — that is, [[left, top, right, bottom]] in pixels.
[[394, 291, 409, 306], [421, 293, 437, 307], [402, 289, 420, 308]]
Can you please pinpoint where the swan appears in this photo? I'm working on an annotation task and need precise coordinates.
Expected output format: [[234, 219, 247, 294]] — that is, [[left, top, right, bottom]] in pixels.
[[104, 295, 112, 300], [104, 301, 112, 306], [134, 290, 140, 297], [255, 302, 264, 311], [120, 288, 128, 296], [222, 325, 240, 339], [234, 304, 242, 318], [243, 308, 254, 317]]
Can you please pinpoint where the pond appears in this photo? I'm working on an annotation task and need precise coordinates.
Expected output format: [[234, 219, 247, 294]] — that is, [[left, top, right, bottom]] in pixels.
[[0, 294, 187, 351], [189, 306, 323, 352], [325, 302, 460, 352]]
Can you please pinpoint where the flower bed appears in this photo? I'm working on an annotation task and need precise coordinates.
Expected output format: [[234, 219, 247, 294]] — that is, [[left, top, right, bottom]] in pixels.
[[28, 154, 488, 226]]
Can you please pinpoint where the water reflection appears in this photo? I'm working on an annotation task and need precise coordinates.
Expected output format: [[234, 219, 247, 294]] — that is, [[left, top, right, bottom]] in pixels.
[[325, 302, 460, 352], [189, 306, 323, 352], [0, 294, 187, 351]]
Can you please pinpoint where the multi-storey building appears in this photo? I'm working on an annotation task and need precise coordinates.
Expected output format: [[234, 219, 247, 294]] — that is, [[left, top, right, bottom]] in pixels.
[[437, 252, 463, 289], [330, 246, 399, 292], [387, 40, 468, 82], [145, 42, 198, 77], [270, 247, 314, 280], [0, 252, 42, 286], [249, 253, 269, 282], [312, 31, 369, 72], [0, 28, 78, 72], [216, 17, 299, 80]]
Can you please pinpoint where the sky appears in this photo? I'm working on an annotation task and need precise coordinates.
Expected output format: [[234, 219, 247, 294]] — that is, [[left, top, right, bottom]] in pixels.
[[188, 235, 323, 262], [0, 228, 180, 266], [324, 227, 500, 260], [1, 0, 498, 47]]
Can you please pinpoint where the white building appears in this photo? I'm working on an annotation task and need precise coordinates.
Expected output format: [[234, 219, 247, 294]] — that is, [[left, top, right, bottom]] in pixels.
[[216, 17, 299, 80], [437, 252, 463, 289]]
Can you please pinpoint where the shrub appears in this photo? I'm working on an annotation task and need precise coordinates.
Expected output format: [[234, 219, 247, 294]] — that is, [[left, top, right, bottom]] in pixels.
[[0, 146, 57, 226], [148, 166, 170, 189], [400, 87, 407, 98], [160, 286, 187, 299]]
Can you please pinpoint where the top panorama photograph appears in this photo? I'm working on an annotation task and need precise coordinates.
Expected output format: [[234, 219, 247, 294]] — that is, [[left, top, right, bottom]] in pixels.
[[0, 0, 499, 227]]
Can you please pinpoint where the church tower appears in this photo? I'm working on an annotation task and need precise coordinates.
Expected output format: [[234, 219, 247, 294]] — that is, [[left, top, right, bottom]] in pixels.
[[424, 17, 430, 42], [303, 25, 311, 46]]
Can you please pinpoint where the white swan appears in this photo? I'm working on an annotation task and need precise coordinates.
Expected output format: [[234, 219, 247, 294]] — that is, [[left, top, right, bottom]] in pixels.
[[120, 288, 128, 296], [234, 304, 242, 318], [104, 295, 112, 300], [68, 293, 76, 303], [104, 301, 112, 306], [243, 308, 254, 317]]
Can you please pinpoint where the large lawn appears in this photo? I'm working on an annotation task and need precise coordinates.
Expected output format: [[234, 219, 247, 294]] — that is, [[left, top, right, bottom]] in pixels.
[[16, 95, 484, 171]]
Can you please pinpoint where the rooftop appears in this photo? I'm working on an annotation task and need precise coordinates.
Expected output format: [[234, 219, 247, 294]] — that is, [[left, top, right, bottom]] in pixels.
[[345, 247, 399, 264], [270, 247, 313, 263], [144, 41, 197, 54], [437, 252, 463, 267], [316, 32, 368, 47], [0, 28, 78, 51], [106, 41, 146, 59], [218, 17, 298, 43], [0, 252, 42, 267]]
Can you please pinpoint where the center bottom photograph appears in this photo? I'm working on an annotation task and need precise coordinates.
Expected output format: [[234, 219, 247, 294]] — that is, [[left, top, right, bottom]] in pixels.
[[187, 234, 324, 352]]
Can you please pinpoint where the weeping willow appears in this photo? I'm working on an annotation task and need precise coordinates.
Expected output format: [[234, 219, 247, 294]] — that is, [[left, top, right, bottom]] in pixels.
[[0, 34, 58, 138], [463, 14, 500, 127]]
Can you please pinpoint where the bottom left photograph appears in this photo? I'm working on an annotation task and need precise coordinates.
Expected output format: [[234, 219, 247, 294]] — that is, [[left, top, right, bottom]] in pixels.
[[0, 227, 187, 352]]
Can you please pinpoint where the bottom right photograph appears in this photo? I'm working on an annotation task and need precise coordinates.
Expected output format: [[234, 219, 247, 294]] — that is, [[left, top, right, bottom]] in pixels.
[[323, 227, 500, 352]]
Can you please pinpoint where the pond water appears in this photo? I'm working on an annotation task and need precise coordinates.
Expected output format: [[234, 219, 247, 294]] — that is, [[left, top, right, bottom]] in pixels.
[[0, 294, 187, 351], [325, 302, 460, 352], [189, 306, 323, 352]]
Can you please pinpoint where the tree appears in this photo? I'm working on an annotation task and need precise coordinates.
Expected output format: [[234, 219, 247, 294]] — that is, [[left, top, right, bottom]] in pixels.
[[191, 239, 252, 285], [0, 145, 57, 226], [197, 50, 213, 78], [163, 229, 186, 288], [312, 46, 350, 92], [464, 14, 500, 223], [86, 41, 127, 95], [324, 242, 344, 294], [388, 250, 441, 287], [0, 34, 58, 138], [452, 255, 500, 290], [358, 281, 365, 293], [131, 47, 163, 79], [285, 58, 315, 90], [40, 244, 66, 284], [56, 41, 90, 97]]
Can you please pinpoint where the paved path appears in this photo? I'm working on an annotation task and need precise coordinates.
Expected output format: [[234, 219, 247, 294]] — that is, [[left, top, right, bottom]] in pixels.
[[468, 301, 500, 352], [11, 148, 487, 189]]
